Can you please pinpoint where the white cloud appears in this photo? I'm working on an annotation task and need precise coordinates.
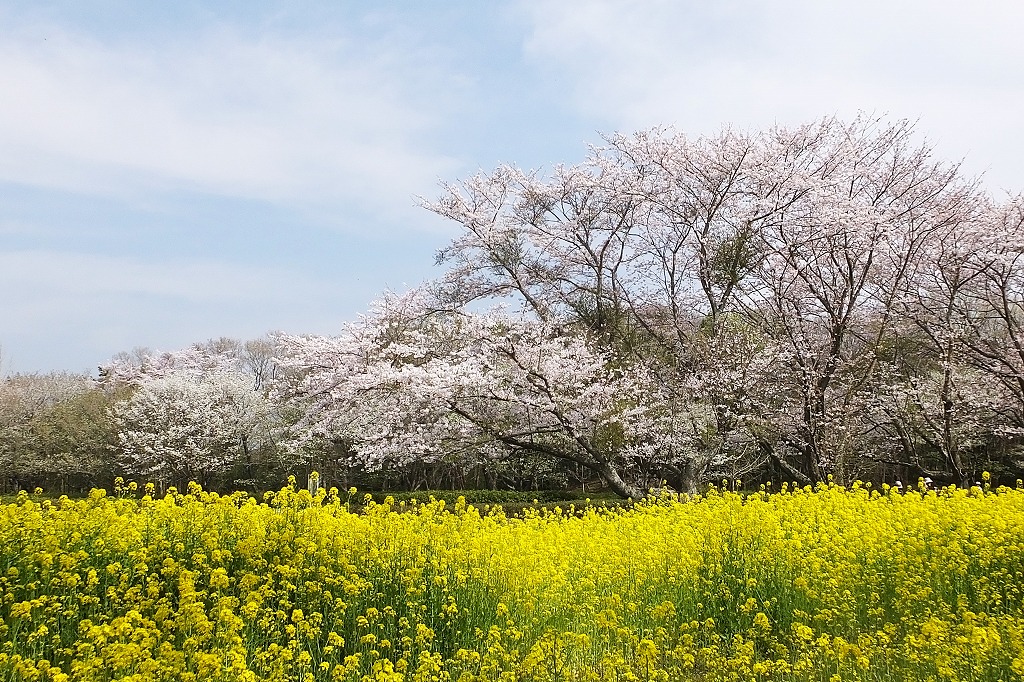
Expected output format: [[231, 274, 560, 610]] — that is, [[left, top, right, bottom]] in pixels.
[[518, 0, 1024, 193], [0, 24, 460, 220]]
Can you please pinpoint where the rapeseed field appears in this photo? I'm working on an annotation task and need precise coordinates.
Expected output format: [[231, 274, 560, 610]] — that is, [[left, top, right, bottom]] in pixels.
[[1, 477, 1022, 681]]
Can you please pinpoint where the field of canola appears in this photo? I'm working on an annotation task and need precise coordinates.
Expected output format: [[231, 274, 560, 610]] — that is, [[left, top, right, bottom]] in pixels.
[[1, 478, 1023, 682]]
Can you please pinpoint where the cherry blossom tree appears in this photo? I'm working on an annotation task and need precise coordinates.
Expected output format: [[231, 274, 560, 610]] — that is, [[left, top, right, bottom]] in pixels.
[[732, 117, 985, 483], [272, 291, 723, 497], [423, 128, 769, 488], [424, 115, 998, 486], [113, 368, 275, 486], [965, 196, 1024, 428], [104, 339, 281, 487]]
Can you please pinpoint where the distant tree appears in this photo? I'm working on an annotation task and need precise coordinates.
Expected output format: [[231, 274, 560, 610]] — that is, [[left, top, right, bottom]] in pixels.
[[113, 368, 275, 487], [244, 337, 279, 390], [103, 339, 283, 488], [0, 372, 118, 491]]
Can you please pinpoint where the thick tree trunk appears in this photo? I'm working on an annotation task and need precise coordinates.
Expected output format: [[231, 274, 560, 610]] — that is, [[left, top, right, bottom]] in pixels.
[[677, 458, 699, 495], [595, 460, 645, 499]]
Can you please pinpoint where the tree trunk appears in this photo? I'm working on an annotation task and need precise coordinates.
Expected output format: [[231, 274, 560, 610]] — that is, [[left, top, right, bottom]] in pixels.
[[595, 460, 645, 499], [241, 434, 251, 481], [678, 459, 699, 495]]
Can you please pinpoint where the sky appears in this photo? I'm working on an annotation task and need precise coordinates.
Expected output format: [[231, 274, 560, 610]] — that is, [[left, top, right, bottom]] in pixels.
[[2, 0, 1023, 375]]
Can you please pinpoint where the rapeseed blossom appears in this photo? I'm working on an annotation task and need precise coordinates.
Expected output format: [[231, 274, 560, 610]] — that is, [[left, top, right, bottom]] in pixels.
[[0, 480, 1022, 680]]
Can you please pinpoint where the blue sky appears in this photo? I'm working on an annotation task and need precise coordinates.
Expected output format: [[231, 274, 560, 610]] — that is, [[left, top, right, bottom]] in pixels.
[[3, 0, 1023, 374]]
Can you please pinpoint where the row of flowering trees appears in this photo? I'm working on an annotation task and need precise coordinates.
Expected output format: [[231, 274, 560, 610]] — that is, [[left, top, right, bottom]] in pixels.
[[272, 115, 1024, 494], [3, 116, 1023, 495], [0, 339, 281, 493]]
